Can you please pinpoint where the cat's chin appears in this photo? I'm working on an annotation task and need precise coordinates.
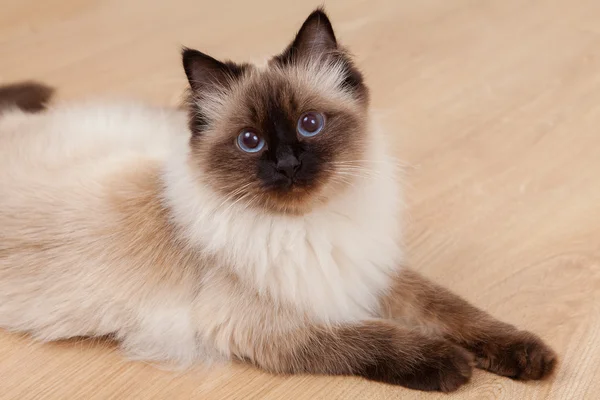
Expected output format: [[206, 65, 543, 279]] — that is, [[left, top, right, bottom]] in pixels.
[[261, 189, 321, 215], [256, 183, 331, 215], [254, 172, 357, 215]]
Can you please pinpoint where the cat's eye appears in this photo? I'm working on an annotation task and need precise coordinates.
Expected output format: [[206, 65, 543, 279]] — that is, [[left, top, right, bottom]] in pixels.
[[297, 112, 325, 137], [237, 130, 265, 153]]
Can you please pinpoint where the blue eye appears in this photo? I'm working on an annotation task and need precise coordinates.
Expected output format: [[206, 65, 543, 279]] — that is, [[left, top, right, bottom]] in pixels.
[[237, 130, 265, 153], [297, 111, 325, 137]]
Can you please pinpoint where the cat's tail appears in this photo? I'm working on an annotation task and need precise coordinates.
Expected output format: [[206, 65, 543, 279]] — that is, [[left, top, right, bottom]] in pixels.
[[0, 81, 54, 113]]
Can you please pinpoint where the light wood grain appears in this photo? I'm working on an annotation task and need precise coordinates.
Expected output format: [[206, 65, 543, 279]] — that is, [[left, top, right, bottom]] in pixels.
[[1, 0, 599, 398]]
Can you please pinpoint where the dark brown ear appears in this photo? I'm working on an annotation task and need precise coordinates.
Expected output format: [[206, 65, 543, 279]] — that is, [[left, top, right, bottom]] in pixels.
[[182, 48, 247, 93], [274, 9, 368, 102], [182, 48, 249, 134], [275, 8, 338, 64]]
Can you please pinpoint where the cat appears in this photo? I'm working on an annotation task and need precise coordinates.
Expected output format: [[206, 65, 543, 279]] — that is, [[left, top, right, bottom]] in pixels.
[[0, 9, 556, 392]]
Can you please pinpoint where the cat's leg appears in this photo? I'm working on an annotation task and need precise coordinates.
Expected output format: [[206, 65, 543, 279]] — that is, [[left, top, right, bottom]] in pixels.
[[243, 320, 474, 392], [381, 269, 557, 380]]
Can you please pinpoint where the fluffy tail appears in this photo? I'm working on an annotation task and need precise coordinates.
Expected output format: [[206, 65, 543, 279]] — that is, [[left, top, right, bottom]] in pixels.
[[0, 81, 54, 113]]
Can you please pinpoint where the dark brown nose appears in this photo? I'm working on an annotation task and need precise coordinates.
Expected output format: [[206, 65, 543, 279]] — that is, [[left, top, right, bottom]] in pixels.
[[276, 156, 301, 179]]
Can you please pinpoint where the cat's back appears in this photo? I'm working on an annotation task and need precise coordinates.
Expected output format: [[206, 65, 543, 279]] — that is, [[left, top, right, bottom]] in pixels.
[[1, 102, 186, 210], [0, 102, 189, 177]]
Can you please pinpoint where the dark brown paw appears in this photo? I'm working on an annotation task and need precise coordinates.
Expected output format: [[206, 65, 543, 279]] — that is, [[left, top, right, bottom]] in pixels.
[[473, 331, 557, 380], [362, 340, 474, 392]]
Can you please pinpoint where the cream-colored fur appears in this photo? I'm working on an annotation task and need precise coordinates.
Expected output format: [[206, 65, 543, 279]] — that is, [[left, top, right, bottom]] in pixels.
[[0, 101, 402, 365]]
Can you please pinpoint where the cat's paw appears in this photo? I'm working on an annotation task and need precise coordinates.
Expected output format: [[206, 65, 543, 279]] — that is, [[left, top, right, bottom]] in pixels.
[[474, 330, 557, 380], [363, 340, 475, 392]]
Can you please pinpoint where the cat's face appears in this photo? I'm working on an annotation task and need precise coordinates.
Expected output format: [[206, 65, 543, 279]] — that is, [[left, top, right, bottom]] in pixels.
[[183, 9, 370, 214]]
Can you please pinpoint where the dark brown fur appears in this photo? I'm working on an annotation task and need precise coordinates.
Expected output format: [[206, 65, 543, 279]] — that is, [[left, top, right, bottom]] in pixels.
[[262, 320, 474, 392], [380, 269, 557, 382], [0, 81, 54, 112]]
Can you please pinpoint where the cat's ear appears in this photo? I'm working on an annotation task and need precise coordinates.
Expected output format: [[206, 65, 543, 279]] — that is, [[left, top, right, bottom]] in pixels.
[[276, 8, 338, 64], [275, 9, 368, 102], [182, 48, 246, 93]]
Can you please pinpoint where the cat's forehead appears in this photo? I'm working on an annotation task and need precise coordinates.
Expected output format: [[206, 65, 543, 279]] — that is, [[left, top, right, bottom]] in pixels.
[[228, 60, 360, 122], [258, 60, 351, 99]]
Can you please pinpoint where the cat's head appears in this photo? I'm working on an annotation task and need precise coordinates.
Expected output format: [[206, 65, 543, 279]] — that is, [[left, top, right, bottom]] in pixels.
[[183, 9, 372, 214]]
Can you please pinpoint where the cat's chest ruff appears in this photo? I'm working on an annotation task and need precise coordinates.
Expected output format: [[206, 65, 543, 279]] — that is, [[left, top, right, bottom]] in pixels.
[[231, 210, 403, 322], [192, 192, 400, 323]]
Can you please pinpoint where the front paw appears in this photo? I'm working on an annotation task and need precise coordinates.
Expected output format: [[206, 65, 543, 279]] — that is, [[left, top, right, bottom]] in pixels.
[[364, 340, 475, 392], [474, 330, 557, 380]]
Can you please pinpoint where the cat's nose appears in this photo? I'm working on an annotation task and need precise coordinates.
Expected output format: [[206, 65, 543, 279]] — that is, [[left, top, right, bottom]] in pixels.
[[276, 157, 301, 179]]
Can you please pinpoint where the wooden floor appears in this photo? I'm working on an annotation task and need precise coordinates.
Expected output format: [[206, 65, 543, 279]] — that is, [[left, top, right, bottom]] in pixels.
[[1, 0, 599, 398]]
